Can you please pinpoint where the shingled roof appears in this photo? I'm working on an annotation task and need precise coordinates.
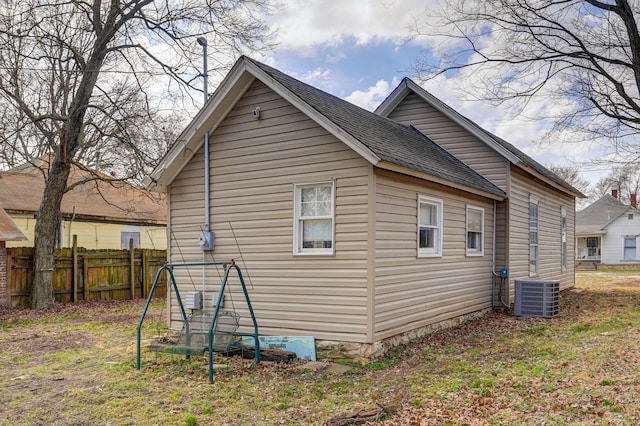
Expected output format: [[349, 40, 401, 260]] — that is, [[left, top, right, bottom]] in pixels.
[[576, 194, 634, 235], [151, 57, 505, 200], [375, 78, 585, 198], [247, 57, 505, 198], [0, 158, 166, 225], [0, 206, 26, 241]]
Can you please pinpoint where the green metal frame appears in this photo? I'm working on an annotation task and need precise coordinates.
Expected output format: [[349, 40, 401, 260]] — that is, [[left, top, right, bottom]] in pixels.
[[136, 260, 260, 383]]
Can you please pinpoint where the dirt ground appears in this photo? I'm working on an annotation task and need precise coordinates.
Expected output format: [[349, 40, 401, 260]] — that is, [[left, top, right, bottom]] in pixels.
[[2, 272, 640, 425]]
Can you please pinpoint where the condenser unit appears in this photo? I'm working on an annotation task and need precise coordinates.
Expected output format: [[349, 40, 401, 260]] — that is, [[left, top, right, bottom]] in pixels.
[[514, 279, 559, 318]]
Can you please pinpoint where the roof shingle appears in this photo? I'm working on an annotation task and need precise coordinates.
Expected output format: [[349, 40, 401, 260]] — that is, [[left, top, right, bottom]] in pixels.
[[247, 58, 505, 198], [0, 158, 165, 224]]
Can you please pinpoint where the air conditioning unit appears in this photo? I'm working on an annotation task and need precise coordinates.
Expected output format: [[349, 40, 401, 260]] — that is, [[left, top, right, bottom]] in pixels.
[[514, 279, 559, 318]]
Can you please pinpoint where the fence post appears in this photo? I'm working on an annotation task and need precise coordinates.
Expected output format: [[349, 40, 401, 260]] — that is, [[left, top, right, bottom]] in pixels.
[[83, 254, 88, 301], [141, 249, 149, 299], [129, 238, 135, 299], [72, 235, 78, 303]]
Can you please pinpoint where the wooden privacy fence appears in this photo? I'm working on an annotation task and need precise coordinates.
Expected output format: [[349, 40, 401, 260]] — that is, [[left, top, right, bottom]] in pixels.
[[6, 242, 167, 306]]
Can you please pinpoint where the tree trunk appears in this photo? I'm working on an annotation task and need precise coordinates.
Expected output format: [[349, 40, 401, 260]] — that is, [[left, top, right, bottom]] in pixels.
[[30, 152, 71, 309]]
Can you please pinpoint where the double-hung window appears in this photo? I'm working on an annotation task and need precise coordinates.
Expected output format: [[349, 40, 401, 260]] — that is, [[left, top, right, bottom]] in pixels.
[[418, 195, 443, 257], [294, 182, 335, 255], [466, 205, 484, 256], [529, 196, 539, 276], [624, 236, 637, 261]]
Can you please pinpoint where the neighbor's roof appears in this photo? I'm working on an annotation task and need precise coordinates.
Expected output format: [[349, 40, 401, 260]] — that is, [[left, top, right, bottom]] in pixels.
[[150, 56, 506, 200], [0, 206, 26, 241], [375, 78, 586, 198], [576, 194, 633, 235], [0, 157, 166, 225]]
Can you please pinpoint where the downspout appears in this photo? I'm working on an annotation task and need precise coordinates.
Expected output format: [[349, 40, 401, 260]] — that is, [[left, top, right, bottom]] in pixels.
[[67, 206, 76, 247], [492, 200, 497, 307], [491, 199, 509, 308]]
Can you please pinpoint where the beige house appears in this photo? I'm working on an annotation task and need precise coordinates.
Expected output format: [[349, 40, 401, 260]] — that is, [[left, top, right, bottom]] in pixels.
[[0, 158, 167, 250], [148, 57, 582, 357], [375, 78, 585, 303]]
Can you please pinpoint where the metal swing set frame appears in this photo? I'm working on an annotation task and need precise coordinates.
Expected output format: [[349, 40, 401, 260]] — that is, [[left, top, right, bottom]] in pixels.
[[136, 259, 260, 383]]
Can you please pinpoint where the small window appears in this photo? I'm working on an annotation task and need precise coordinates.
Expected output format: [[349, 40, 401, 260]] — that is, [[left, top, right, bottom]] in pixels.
[[466, 205, 484, 256], [624, 237, 637, 261], [586, 237, 599, 248], [561, 206, 567, 272], [121, 232, 140, 249], [294, 182, 335, 255], [629, 214, 634, 220], [418, 195, 443, 257], [529, 196, 539, 276]]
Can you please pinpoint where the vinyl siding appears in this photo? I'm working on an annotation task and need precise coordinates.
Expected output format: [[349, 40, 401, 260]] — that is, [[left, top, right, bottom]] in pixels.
[[601, 214, 640, 264], [373, 170, 495, 341], [386, 93, 509, 190], [5, 216, 166, 249], [168, 80, 372, 342], [507, 166, 576, 296]]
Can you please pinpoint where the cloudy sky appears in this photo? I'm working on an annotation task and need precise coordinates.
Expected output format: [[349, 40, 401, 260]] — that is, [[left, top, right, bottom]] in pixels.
[[243, 0, 609, 184]]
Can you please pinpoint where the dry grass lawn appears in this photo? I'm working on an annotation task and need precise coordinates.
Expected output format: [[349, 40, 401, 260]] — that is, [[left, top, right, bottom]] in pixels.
[[1, 270, 640, 425]]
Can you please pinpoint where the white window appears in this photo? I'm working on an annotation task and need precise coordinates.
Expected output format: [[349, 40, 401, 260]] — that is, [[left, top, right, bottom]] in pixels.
[[121, 232, 140, 249], [529, 196, 539, 276], [294, 182, 335, 255], [466, 205, 484, 256], [418, 195, 443, 257], [561, 206, 567, 272], [624, 237, 637, 261]]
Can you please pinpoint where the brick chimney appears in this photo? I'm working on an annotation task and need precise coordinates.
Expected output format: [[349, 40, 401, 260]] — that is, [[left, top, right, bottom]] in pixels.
[[632, 193, 637, 209], [612, 184, 619, 199]]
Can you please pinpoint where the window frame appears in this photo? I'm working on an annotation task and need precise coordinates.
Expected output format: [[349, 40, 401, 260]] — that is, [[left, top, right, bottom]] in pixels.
[[121, 231, 141, 249], [417, 195, 443, 258], [623, 236, 637, 261], [293, 181, 335, 256], [529, 196, 539, 276], [465, 205, 484, 256]]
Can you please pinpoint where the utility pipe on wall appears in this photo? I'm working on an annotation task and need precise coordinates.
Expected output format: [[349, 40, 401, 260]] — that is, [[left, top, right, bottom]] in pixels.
[[197, 37, 210, 231]]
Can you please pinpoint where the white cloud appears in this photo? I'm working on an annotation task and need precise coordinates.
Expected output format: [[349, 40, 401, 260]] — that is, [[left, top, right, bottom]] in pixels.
[[268, 0, 431, 51], [326, 51, 346, 63], [345, 78, 400, 111], [261, 0, 610, 185]]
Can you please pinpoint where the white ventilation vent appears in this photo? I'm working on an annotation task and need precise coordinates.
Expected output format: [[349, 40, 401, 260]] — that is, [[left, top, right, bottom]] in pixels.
[[514, 280, 559, 318]]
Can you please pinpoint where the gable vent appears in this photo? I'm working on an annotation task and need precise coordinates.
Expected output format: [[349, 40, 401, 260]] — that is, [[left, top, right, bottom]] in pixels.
[[514, 280, 559, 318]]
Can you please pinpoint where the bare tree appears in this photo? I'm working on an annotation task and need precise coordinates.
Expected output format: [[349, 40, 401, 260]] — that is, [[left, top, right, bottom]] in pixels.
[[0, 0, 273, 308], [547, 164, 591, 194], [413, 0, 640, 160], [594, 163, 640, 203]]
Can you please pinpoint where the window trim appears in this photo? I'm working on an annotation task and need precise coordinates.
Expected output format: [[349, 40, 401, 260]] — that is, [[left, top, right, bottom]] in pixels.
[[529, 196, 539, 277], [293, 181, 335, 256], [466, 205, 484, 256], [623, 235, 637, 261], [417, 195, 443, 258]]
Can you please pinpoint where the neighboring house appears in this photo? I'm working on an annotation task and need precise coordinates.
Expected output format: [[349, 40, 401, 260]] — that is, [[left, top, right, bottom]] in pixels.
[[0, 157, 167, 250], [148, 56, 582, 357], [576, 188, 639, 265]]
